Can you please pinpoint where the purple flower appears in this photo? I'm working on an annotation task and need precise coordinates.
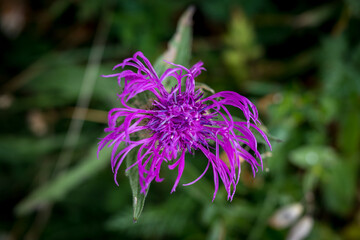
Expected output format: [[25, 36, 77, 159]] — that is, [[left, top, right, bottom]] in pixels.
[[98, 51, 271, 201]]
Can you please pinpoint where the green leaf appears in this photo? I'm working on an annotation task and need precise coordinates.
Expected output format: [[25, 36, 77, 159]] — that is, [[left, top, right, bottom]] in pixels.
[[125, 6, 195, 221], [303, 167, 320, 194], [321, 161, 357, 216], [289, 145, 338, 169], [125, 148, 148, 222]]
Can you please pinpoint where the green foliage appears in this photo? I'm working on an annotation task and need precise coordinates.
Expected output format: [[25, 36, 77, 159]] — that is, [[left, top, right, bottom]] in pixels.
[[223, 9, 262, 86], [15, 134, 115, 216], [346, 0, 360, 17], [321, 161, 357, 216], [289, 145, 338, 169], [106, 196, 195, 238], [2, 0, 360, 239], [0, 135, 64, 163]]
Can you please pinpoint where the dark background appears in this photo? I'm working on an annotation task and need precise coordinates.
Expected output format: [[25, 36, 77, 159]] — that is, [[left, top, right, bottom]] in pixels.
[[1, 0, 360, 239]]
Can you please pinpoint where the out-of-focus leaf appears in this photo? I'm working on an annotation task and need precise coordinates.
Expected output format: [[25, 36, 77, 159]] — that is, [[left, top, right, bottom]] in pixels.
[[223, 8, 262, 85], [77, 0, 104, 21], [321, 161, 357, 216], [319, 36, 347, 98], [48, 0, 71, 20], [346, 0, 360, 17], [208, 220, 225, 240], [337, 110, 360, 156], [302, 168, 320, 194], [342, 221, 360, 240], [5, 45, 125, 95], [106, 196, 194, 238], [16, 65, 118, 110], [15, 134, 116, 215], [307, 222, 342, 240], [318, 96, 339, 124], [289, 145, 338, 169], [0, 136, 64, 162]]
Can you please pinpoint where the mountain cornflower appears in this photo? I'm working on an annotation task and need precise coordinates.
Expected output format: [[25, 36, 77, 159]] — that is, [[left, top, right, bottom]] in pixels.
[[98, 51, 271, 201]]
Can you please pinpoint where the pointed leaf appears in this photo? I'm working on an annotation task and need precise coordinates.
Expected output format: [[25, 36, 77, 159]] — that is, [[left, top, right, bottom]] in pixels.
[[125, 147, 148, 222]]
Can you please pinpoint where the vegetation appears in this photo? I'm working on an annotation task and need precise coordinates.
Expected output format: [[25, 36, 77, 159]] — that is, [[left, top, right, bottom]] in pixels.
[[1, 0, 359, 239]]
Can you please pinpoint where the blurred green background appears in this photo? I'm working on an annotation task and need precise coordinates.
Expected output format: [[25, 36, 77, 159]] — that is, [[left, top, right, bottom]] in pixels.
[[1, 0, 360, 239]]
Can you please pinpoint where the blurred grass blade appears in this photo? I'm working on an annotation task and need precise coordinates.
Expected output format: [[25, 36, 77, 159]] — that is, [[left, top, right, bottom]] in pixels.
[[127, 6, 194, 221], [15, 135, 115, 215], [208, 220, 226, 240]]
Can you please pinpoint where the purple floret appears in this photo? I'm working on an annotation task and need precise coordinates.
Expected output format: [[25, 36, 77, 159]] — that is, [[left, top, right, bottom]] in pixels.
[[98, 51, 271, 201]]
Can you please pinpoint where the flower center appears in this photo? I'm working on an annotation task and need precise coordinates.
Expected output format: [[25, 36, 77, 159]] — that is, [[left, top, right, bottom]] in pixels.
[[146, 92, 213, 153]]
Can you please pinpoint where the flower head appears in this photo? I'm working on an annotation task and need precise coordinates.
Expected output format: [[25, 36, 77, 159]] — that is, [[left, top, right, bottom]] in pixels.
[[98, 51, 271, 201]]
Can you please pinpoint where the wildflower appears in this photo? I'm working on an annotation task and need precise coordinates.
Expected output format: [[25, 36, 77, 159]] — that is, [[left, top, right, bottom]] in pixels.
[[98, 51, 271, 201]]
